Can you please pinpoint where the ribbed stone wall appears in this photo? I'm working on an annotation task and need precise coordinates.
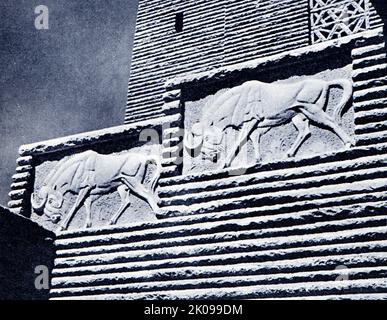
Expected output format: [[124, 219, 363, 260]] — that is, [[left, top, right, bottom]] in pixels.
[[125, 0, 383, 124]]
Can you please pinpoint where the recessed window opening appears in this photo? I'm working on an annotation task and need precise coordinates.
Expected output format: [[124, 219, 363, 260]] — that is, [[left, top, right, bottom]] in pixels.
[[175, 12, 184, 32]]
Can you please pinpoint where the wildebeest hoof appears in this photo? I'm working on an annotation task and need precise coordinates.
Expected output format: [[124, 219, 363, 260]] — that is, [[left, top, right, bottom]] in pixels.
[[345, 141, 355, 149]]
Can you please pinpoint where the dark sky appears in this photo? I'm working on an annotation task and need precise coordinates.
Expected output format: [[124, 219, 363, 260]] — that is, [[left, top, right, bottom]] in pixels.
[[0, 0, 139, 206]]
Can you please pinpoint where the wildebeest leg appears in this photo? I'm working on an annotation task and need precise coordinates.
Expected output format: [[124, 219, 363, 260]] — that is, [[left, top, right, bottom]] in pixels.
[[287, 114, 311, 158], [250, 127, 270, 162], [84, 197, 93, 229], [59, 187, 92, 231], [124, 179, 159, 213], [299, 103, 355, 147], [110, 185, 131, 225], [224, 119, 258, 168]]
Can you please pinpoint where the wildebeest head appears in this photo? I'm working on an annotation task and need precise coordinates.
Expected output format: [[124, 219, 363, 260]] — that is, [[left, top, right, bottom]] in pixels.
[[185, 123, 224, 162], [31, 187, 64, 224]]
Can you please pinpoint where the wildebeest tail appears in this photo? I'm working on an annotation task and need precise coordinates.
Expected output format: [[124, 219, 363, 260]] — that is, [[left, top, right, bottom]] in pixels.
[[328, 79, 353, 122]]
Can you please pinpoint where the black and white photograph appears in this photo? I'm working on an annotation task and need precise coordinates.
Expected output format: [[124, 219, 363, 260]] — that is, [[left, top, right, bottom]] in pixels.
[[1, 0, 387, 306]]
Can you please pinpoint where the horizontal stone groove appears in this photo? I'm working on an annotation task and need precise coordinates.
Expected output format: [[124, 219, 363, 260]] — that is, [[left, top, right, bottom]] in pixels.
[[124, 110, 163, 124], [126, 92, 163, 109], [353, 85, 387, 102], [129, 30, 307, 81], [125, 102, 163, 116], [163, 188, 387, 221], [354, 76, 387, 91], [223, 33, 308, 58], [52, 251, 386, 288], [124, 111, 164, 123], [163, 176, 387, 215], [132, 27, 225, 59], [55, 199, 387, 249], [355, 107, 387, 124], [356, 129, 387, 146], [50, 266, 387, 298], [160, 144, 387, 186], [133, 0, 304, 44], [127, 77, 161, 92], [352, 43, 386, 59], [124, 116, 163, 126], [160, 166, 387, 208], [54, 226, 386, 269], [131, 25, 305, 75], [135, 0, 227, 19], [125, 109, 162, 122], [223, 39, 309, 66], [353, 97, 387, 112], [135, 1, 228, 32], [131, 37, 224, 68], [51, 278, 387, 300], [352, 53, 386, 70], [134, 0, 304, 23], [159, 154, 387, 198], [125, 105, 162, 118], [55, 214, 387, 259], [356, 121, 387, 135], [352, 64, 387, 82], [128, 55, 222, 86]]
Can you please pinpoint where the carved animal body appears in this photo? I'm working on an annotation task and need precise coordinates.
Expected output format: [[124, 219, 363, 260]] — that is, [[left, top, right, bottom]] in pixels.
[[31, 150, 161, 231], [185, 78, 354, 167]]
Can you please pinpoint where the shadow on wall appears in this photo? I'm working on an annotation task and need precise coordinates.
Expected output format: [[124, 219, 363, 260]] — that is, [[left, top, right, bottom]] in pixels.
[[0, 206, 55, 300]]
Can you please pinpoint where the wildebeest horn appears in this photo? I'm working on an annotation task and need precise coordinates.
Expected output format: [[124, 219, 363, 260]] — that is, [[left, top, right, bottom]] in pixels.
[[184, 123, 204, 152], [31, 186, 49, 212]]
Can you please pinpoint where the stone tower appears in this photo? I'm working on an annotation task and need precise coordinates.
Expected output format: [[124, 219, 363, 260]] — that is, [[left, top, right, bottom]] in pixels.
[[125, 0, 383, 123]]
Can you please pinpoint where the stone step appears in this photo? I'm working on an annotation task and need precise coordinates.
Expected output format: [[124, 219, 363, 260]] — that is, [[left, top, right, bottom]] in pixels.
[[50, 266, 387, 298], [351, 43, 386, 60], [355, 121, 387, 135], [51, 277, 387, 300], [52, 248, 387, 288], [352, 64, 387, 82], [354, 76, 387, 91], [353, 85, 387, 103], [356, 129, 387, 146], [162, 177, 387, 216], [159, 167, 387, 208], [159, 143, 387, 188], [159, 153, 387, 198], [353, 97, 387, 112], [54, 226, 386, 269], [353, 53, 387, 70], [55, 215, 386, 258], [55, 200, 387, 250]]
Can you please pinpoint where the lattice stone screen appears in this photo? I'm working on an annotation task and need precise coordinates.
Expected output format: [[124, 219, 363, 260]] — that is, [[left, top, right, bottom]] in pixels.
[[310, 0, 370, 43]]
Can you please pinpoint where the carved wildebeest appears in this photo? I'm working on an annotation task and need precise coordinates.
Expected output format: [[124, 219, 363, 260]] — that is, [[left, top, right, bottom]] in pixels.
[[185, 78, 354, 168], [31, 150, 161, 231]]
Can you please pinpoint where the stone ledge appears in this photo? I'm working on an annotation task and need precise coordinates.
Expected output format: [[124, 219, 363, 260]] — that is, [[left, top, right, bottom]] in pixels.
[[19, 115, 179, 157], [165, 28, 384, 89]]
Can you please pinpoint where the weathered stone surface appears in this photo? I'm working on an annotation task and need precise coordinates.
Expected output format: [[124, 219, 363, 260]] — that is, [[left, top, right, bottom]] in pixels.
[[18, 116, 176, 157], [6, 0, 387, 301]]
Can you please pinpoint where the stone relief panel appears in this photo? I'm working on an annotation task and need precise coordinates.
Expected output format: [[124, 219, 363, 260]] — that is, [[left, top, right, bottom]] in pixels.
[[183, 65, 354, 175], [31, 143, 161, 232]]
